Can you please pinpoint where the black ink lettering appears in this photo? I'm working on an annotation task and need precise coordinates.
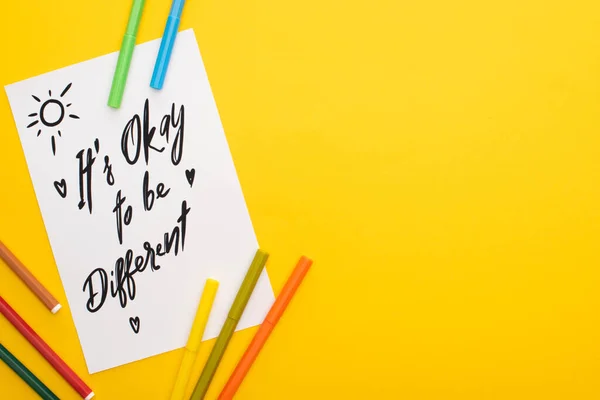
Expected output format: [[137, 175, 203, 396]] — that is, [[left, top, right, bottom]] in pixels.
[[142, 99, 165, 165], [170, 104, 185, 165], [120, 100, 184, 166], [134, 255, 144, 272], [113, 191, 126, 244], [125, 251, 136, 301], [157, 183, 170, 198], [103, 156, 115, 186], [163, 230, 179, 255], [160, 114, 170, 142], [121, 114, 141, 165], [83, 268, 108, 313], [124, 206, 133, 225], [113, 190, 133, 244], [142, 242, 160, 271], [156, 243, 165, 257], [178, 201, 190, 251], [81, 201, 191, 313], [76, 148, 96, 213], [110, 251, 137, 308], [142, 171, 154, 211], [162, 201, 190, 255], [143, 171, 170, 211]]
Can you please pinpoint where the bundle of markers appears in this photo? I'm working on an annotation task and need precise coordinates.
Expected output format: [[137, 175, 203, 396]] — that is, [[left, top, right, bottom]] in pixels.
[[1, 236, 312, 399], [1, 0, 312, 399]]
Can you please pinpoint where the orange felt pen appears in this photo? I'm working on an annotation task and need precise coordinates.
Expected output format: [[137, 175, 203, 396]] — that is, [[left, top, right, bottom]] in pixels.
[[218, 256, 313, 400]]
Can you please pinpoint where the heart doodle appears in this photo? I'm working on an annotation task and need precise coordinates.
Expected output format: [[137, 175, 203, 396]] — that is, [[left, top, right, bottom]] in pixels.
[[53, 179, 67, 198], [129, 317, 140, 334], [185, 169, 196, 187]]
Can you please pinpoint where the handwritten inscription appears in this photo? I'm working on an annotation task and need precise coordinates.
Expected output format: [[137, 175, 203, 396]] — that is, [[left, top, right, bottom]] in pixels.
[[121, 99, 185, 166], [143, 171, 171, 211], [83, 200, 191, 313], [76, 147, 96, 213], [37, 94, 195, 330]]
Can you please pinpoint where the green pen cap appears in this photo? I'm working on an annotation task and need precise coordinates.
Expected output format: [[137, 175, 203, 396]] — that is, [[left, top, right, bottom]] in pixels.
[[125, 0, 145, 36], [108, 0, 146, 108], [229, 250, 269, 321]]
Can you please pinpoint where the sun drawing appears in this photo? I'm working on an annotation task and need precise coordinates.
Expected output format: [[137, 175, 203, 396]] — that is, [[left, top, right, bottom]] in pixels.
[[27, 83, 80, 155]]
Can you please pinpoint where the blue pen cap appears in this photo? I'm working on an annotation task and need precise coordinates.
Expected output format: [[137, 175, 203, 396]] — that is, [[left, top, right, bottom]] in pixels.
[[170, 0, 186, 19], [150, 0, 186, 89]]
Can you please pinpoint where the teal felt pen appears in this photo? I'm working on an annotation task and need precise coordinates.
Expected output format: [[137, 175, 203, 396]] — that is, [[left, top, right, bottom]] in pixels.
[[151, 0, 186, 90]]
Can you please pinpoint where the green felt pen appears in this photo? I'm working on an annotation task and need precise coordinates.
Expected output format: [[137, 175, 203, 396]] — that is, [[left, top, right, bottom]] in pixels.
[[190, 250, 269, 400], [108, 0, 146, 108], [0, 343, 59, 400]]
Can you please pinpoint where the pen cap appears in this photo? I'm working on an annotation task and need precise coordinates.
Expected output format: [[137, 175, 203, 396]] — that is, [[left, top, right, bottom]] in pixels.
[[108, 36, 136, 108], [126, 0, 146, 36], [266, 256, 312, 325], [170, 0, 186, 19], [228, 250, 269, 321]]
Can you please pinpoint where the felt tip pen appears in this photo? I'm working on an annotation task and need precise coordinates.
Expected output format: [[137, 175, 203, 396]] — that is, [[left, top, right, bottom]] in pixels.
[[189, 250, 269, 400], [150, 0, 186, 90], [108, 0, 146, 108]]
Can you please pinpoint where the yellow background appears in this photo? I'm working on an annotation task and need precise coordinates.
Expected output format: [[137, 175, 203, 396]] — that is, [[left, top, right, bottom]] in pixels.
[[1, 0, 600, 399]]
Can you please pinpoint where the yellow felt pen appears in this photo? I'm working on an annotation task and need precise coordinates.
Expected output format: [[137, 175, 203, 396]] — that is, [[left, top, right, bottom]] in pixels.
[[170, 279, 219, 400]]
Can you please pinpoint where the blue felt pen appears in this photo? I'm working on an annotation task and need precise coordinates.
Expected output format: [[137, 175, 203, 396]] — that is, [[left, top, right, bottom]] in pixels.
[[151, 0, 186, 90]]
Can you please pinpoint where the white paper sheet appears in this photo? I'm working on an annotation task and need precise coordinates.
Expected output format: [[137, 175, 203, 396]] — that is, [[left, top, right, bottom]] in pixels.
[[5, 29, 274, 374]]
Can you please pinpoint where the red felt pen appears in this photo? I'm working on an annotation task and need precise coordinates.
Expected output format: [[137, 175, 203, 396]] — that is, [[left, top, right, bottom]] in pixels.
[[0, 296, 94, 399]]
